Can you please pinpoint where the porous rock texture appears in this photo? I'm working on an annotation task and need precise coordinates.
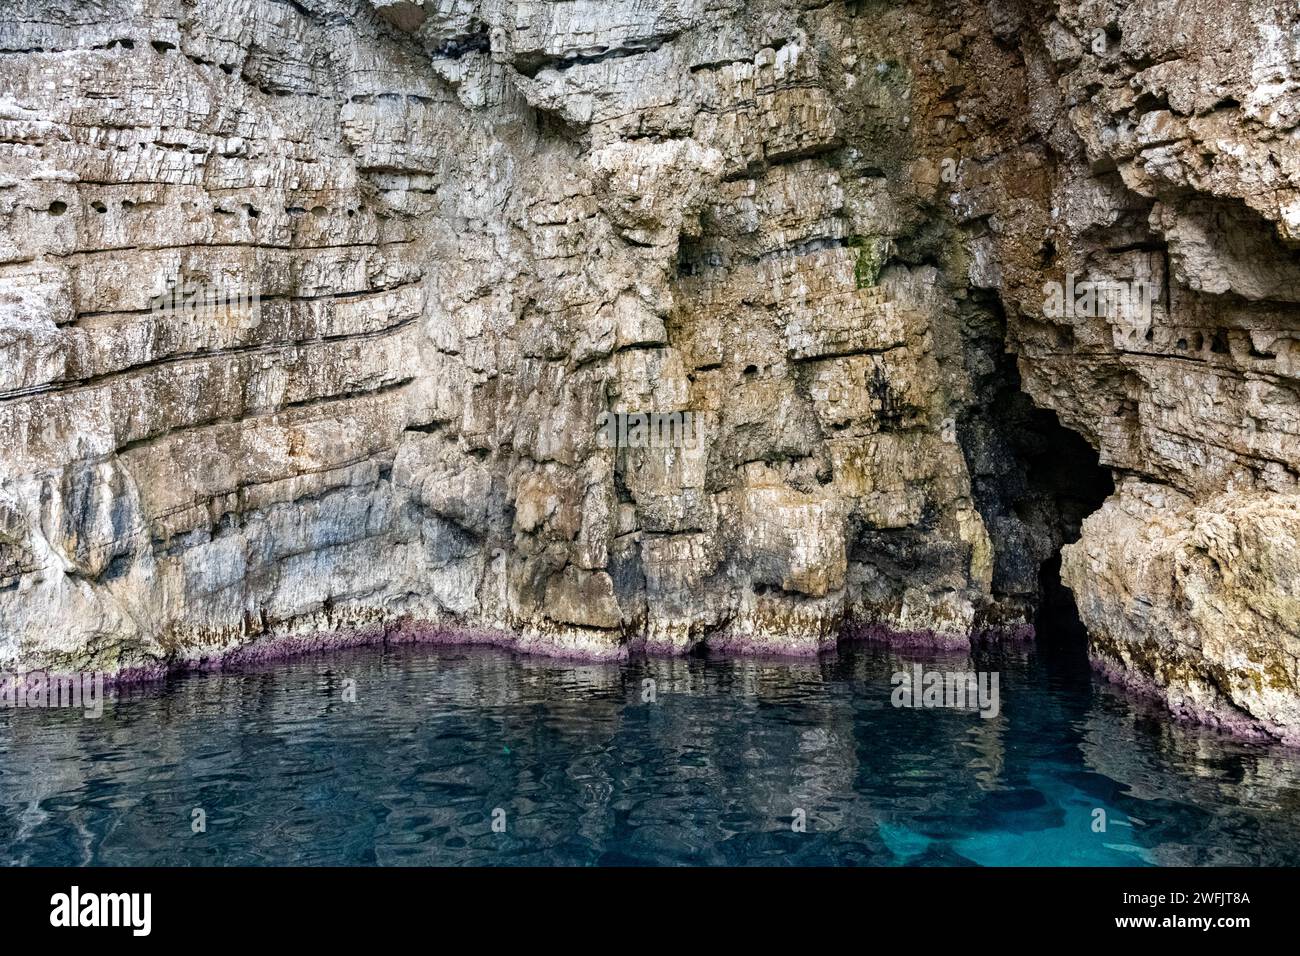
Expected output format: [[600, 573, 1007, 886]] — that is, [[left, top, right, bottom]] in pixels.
[[0, 1, 1297, 741]]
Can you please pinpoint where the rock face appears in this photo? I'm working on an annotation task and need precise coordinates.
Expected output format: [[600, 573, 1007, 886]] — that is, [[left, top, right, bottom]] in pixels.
[[0, 1, 1296, 741]]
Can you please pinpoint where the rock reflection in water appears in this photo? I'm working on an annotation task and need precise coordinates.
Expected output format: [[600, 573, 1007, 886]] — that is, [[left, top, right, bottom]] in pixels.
[[1, 642, 1298, 866]]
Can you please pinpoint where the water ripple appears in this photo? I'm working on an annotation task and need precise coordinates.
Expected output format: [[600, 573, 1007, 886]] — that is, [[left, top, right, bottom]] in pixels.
[[2, 643, 1299, 865]]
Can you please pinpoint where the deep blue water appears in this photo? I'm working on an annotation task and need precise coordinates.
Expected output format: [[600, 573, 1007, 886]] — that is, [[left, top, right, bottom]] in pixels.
[[2, 640, 1299, 866]]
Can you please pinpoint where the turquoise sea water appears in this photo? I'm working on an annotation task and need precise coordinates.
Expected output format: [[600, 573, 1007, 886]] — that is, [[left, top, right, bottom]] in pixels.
[[1, 640, 1298, 866]]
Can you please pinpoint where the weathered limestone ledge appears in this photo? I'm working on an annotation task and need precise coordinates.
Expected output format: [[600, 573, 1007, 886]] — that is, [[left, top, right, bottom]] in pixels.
[[58, 614, 1038, 688], [14, 605, 1057, 693]]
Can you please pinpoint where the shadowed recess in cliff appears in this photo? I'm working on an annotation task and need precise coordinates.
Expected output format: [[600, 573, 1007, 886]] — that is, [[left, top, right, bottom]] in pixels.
[[1022, 412, 1114, 646], [957, 295, 1114, 640]]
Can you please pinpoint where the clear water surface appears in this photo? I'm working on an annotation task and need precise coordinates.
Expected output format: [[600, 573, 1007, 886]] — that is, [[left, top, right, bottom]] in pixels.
[[2, 641, 1298, 866]]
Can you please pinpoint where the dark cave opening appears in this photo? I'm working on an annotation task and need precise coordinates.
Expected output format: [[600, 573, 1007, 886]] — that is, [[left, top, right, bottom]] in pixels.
[[1034, 553, 1088, 646], [973, 396, 1113, 646], [1021, 407, 1114, 647], [959, 302, 1115, 647]]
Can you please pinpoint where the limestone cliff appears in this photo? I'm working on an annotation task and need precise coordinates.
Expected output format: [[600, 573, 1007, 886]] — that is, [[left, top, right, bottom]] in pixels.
[[0, 1, 1297, 742]]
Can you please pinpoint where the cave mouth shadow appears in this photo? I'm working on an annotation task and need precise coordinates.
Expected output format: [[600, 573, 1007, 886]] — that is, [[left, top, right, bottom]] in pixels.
[[1022, 409, 1113, 658], [1034, 552, 1091, 670], [958, 306, 1115, 659]]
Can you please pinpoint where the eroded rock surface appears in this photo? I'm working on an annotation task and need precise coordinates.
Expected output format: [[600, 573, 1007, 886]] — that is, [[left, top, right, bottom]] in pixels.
[[0, 0, 1296, 741]]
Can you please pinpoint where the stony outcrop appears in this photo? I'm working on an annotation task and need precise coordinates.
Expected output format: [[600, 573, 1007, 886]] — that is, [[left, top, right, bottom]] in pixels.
[[0, 1, 1296, 742], [996, 0, 1300, 745]]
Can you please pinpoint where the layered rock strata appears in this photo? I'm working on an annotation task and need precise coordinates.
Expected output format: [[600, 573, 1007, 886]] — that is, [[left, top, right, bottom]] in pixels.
[[0, 0, 1296, 742]]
